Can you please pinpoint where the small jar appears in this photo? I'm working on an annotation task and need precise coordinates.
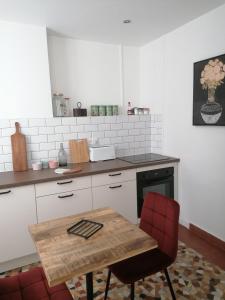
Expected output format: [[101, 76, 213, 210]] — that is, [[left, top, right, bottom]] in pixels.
[[106, 105, 113, 116], [99, 105, 106, 116]]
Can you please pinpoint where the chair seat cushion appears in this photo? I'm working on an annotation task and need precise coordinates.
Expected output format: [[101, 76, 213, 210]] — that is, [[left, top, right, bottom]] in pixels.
[[110, 248, 173, 284], [0, 267, 73, 300]]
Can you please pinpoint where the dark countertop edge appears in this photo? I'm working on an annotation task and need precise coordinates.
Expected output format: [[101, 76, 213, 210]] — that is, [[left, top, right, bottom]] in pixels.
[[0, 157, 180, 190]]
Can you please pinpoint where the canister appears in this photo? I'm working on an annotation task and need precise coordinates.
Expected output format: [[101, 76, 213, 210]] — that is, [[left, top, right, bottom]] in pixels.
[[91, 105, 99, 116], [99, 105, 106, 116], [106, 105, 113, 116], [112, 105, 119, 115]]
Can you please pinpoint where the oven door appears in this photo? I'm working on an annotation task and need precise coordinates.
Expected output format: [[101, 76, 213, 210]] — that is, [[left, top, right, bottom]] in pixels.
[[137, 176, 174, 218]]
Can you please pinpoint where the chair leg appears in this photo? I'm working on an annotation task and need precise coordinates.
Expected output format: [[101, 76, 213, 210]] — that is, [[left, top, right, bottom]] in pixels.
[[164, 268, 176, 300], [130, 282, 135, 300], [104, 270, 111, 300]]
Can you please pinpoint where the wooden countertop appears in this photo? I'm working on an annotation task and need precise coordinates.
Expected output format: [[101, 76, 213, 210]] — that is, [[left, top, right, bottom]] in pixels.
[[0, 155, 179, 190]]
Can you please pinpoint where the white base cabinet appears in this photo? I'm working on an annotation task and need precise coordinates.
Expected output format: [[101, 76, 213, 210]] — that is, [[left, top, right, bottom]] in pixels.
[[0, 185, 37, 264], [92, 180, 137, 224], [37, 188, 92, 223]]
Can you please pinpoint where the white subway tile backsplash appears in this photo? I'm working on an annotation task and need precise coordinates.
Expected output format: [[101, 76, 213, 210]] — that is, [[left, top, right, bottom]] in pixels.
[[110, 137, 122, 144], [29, 119, 46, 127], [90, 116, 105, 124], [0, 154, 12, 163], [31, 151, 48, 160], [105, 130, 117, 138], [31, 135, 47, 143], [99, 123, 110, 131], [4, 163, 13, 171], [0, 120, 10, 128], [0, 137, 11, 146], [55, 126, 70, 134], [0, 115, 163, 172], [134, 135, 145, 142], [39, 127, 55, 135], [1, 128, 15, 136], [48, 134, 63, 142], [22, 127, 39, 136], [78, 132, 91, 139], [46, 118, 61, 126], [129, 128, 140, 136], [123, 122, 134, 129], [27, 143, 40, 152], [117, 129, 128, 137], [134, 122, 145, 129], [123, 136, 134, 142], [70, 125, 84, 132], [76, 117, 91, 125], [111, 123, 122, 130], [40, 142, 56, 151], [63, 133, 78, 141], [84, 124, 98, 132], [104, 116, 117, 123], [2, 145, 12, 154], [61, 117, 77, 125]]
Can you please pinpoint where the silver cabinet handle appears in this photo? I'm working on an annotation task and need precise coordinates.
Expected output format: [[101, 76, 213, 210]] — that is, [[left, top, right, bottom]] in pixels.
[[109, 185, 122, 189], [58, 193, 74, 199], [0, 190, 11, 195], [109, 173, 122, 177], [57, 180, 73, 185]]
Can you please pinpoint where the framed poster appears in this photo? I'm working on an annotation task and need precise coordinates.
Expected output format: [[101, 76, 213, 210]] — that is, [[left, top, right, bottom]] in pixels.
[[193, 54, 225, 125]]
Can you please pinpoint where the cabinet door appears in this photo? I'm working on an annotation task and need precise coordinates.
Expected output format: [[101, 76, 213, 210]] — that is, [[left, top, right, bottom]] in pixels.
[[92, 181, 137, 224], [0, 185, 37, 263], [37, 188, 92, 223]]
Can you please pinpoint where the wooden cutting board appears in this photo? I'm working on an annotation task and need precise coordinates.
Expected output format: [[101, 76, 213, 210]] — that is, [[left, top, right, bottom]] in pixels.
[[69, 139, 89, 163], [11, 122, 28, 172]]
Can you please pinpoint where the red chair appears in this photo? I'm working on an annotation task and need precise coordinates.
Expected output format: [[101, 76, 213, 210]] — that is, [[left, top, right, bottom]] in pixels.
[[104, 192, 180, 300], [0, 267, 73, 300]]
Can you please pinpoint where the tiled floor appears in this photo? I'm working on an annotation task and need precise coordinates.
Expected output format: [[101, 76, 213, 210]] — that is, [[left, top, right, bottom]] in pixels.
[[1, 241, 225, 299]]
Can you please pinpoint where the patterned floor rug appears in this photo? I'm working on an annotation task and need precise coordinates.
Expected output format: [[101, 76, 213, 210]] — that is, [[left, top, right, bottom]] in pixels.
[[1, 242, 225, 300]]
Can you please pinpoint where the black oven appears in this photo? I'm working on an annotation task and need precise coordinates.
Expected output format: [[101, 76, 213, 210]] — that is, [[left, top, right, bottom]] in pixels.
[[136, 167, 174, 218]]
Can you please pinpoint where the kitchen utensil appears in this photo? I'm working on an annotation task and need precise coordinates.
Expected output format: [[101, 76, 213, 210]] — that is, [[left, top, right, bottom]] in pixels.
[[11, 122, 28, 172], [73, 102, 87, 117], [69, 139, 89, 163]]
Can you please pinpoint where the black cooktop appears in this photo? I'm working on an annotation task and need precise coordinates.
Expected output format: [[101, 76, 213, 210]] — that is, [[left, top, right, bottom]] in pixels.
[[118, 153, 169, 164]]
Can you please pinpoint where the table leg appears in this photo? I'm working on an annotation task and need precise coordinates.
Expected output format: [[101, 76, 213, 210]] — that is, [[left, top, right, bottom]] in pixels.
[[86, 272, 93, 300]]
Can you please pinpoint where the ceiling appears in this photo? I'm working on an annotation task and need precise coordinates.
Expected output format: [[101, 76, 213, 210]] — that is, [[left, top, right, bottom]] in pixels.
[[0, 0, 225, 46]]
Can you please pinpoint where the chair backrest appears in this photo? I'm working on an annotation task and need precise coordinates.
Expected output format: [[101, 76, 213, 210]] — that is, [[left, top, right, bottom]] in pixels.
[[140, 192, 180, 261]]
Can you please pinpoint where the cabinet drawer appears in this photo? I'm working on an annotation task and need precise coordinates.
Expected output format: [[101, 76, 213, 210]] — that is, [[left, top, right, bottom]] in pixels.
[[92, 180, 137, 224], [37, 188, 92, 223], [92, 169, 136, 187], [35, 176, 91, 197]]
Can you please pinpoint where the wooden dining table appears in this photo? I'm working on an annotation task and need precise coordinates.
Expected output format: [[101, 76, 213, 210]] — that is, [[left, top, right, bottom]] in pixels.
[[29, 207, 158, 300]]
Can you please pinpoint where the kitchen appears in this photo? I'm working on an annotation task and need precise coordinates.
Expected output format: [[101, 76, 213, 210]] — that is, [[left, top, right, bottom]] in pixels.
[[0, 1, 225, 299]]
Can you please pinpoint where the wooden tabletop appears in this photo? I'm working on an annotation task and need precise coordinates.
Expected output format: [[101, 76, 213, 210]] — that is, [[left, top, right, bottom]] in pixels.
[[29, 207, 158, 287]]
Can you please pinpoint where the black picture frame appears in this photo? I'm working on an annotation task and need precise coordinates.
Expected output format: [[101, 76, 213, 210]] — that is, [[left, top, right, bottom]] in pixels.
[[193, 54, 225, 126]]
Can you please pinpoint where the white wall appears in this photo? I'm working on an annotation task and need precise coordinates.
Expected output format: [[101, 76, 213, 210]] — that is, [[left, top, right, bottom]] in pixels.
[[140, 4, 225, 240], [0, 21, 52, 119], [48, 36, 140, 114]]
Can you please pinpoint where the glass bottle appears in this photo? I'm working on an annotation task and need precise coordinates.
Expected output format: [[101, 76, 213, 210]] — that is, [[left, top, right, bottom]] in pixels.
[[127, 101, 132, 115], [58, 143, 67, 166]]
